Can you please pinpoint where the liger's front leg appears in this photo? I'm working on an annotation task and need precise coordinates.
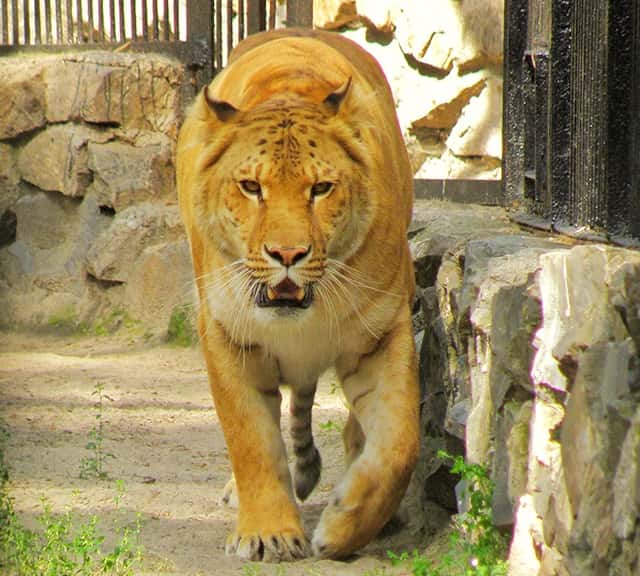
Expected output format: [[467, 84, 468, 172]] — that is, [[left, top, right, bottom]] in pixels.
[[312, 309, 420, 557], [200, 314, 309, 562]]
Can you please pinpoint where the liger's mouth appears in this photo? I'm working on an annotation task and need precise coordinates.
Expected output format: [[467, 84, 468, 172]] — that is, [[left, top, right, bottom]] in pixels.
[[256, 278, 314, 309]]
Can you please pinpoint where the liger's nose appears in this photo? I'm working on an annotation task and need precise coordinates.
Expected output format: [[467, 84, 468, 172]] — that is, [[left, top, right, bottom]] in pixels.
[[265, 245, 310, 267]]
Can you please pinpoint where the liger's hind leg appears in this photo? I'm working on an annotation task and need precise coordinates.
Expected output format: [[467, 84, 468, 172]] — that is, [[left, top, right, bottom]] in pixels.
[[312, 314, 420, 558], [289, 386, 322, 501]]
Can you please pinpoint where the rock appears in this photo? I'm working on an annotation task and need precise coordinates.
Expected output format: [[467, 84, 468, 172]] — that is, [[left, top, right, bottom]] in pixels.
[[44, 52, 185, 137], [457, 0, 504, 71], [0, 62, 46, 140], [446, 76, 503, 159], [409, 200, 523, 289], [395, 1, 459, 72], [509, 494, 544, 576], [17, 124, 100, 197], [521, 245, 640, 573], [0, 192, 109, 327], [313, 0, 359, 30], [87, 136, 175, 210], [613, 405, 640, 540], [355, 0, 395, 32], [123, 240, 195, 334], [85, 203, 183, 283], [0, 144, 21, 216], [411, 78, 487, 130]]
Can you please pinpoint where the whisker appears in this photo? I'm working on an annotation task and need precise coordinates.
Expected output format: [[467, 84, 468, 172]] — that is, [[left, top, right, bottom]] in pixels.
[[323, 271, 380, 340], [327, 259, 401, 298]]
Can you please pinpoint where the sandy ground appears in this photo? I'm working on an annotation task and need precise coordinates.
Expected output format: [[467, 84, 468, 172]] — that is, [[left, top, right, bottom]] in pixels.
[[0, 330, 445, 576]]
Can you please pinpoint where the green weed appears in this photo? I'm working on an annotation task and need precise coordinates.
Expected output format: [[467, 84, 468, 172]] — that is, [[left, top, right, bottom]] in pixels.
[[0, 420, 143, 575], [79, 383, 115, 480], [48, 306, 85, 333], [166, 306, 196, 347], [388, 451, 509, 576], [92, 309, 141, 337], [318, 419, 343, 433]]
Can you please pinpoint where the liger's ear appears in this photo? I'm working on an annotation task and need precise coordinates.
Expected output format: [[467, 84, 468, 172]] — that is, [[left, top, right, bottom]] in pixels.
[[204, 84, 239, 122], [323, 77, 352, 114]]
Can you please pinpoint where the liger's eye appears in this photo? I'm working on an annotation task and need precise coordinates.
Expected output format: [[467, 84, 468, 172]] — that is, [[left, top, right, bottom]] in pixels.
[[238, 180, 262, 198], [311, 182, 334, 198]]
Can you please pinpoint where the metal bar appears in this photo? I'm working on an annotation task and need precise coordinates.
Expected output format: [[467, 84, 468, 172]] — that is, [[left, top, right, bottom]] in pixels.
[[118, 0, 124, 40], [247, 0, 265, 34], [56, 0, 63, 41], [1, 0, 8, 43], [131, 0, 137, 40], [215, 0, 222, 69], [142, 0, 148, 40], [34, 0, 41, 43], [11, 0, 18, 43], [44, 0, 52, 43], [268, 0, 275, 29], [23, 0, 31, 44], [65, 0, 72, 42], [172, 0, 178, 40], [226, 0, 232, 58], [86, 0, 94, 42], [237, 0, 244, 40], [108, 0, 115, 40], [77, 0, 84, 42], [286, 0, 312, 27], [162, 0, 169, 39], [98, 0, 105, 40], [186, 0, 214, 83], [152, 0, 159, 39], [501, 0, 528, 206]]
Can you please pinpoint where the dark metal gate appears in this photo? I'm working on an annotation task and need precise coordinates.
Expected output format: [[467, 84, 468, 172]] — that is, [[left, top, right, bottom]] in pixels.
[[503, 0, 640, 242]]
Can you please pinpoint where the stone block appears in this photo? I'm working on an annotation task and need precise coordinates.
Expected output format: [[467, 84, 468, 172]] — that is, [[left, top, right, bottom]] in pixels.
[[613, 405, 640, 540], [44, 52, 184, 137], [446, 76, 503, 158], [355, 0, 395, 32], [87, 136, 174, 210], [0, 62, 46, 140], [313, 0, 358, 29], [123, 239, 195, 334], [85, 203, 183, 283], [17, 125, 98, 197], [531, 246, 639, 393], [0, 144, 21, 215], [395, 2, 459, 72]]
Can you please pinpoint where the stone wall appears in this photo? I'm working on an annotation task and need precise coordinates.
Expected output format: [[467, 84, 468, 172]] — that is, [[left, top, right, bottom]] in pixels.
[[0, 51, 195, 334], [314, 0, 504, 179], [410, 199, 640, 575]]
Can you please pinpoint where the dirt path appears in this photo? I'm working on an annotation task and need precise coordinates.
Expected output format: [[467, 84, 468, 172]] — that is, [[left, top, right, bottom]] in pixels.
[[0, 331, 437, 575]]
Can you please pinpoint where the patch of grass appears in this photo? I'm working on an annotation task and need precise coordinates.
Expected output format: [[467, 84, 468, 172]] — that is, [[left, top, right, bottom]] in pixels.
[[79, 383, 115, 480], [166, 306, 196, 347], [48, 306, 86, 333], [388, 451, 509, 576], [91, 309, 141, 337], [318, 419, 343, 433], [0, 420, 144, 575]]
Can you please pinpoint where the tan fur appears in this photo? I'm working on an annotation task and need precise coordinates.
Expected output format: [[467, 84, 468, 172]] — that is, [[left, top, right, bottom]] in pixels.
[[177, 28, 419, 561]]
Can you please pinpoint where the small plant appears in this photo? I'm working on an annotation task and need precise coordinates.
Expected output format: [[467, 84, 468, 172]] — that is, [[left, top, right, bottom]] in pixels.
[[48, 305, 85, 333], [0, 419, 143, 575], [92, 309, 141, 337], [388, 452, 508, 576], [79, 383, 115, 480], [166, 306, 197, 347], [318, 419, 342, 433]]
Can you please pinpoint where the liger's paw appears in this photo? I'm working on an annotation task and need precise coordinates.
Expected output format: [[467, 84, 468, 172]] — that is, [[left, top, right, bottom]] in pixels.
[[225, 529, 310, 562]]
